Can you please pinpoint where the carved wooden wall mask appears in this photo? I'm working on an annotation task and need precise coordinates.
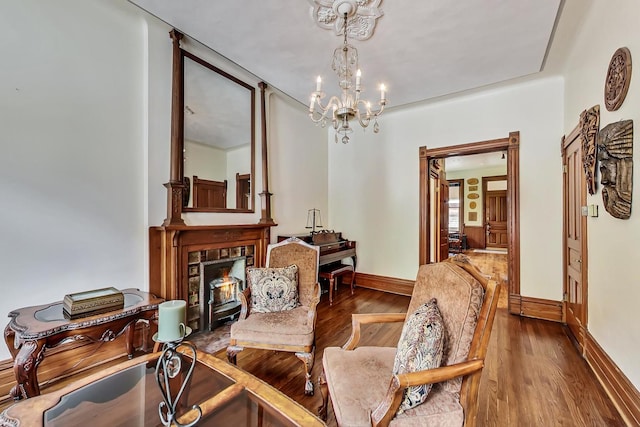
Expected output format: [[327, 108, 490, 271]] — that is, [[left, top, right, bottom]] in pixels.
[[597, 120, 633, 219], [580, 105, 600, 195]]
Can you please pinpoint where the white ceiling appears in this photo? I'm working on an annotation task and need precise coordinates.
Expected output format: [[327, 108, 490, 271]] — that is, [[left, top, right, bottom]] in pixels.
[[129, 0, 563, 110]]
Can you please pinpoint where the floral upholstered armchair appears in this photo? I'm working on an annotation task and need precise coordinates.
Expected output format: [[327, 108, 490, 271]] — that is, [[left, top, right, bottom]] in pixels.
[[318, 255, 500, 426], [227, 237, 321, 395]]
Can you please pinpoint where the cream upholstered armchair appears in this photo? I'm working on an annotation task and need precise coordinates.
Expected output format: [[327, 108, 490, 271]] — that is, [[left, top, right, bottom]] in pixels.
[[227, 237, 321, 395], [318, 255, 500, 426]]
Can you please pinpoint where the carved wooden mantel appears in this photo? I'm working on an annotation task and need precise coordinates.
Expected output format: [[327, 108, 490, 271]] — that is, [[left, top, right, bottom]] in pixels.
[[149, 224, 272, 310]]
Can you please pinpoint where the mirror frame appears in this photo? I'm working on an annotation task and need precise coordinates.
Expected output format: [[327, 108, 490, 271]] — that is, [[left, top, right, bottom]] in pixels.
[[164, 30, 273, 225]]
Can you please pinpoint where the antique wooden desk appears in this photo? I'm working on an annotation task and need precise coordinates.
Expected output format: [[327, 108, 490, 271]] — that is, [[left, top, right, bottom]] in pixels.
[[0, 350, 326, 427], [4, 289, 163, 400]]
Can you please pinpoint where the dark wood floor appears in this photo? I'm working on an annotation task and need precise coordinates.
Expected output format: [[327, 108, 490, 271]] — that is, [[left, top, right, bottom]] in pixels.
[[0, 253, 625, 426], [221, 253, 625, 426]]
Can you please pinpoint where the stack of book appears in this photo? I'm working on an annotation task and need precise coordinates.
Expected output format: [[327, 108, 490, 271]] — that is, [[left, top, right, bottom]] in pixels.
[[63, 287, 125, 320]]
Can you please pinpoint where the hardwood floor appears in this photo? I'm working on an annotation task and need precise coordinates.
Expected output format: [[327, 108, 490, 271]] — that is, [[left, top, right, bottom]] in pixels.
[[0, 254, 625, 425], [222, 253, 624, 426]]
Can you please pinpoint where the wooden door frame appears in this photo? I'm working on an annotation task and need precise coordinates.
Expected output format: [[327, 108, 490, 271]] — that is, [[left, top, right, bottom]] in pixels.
[[483, 175, 508, 248], [561, 125, 588, 335], [419, 131, 520, 312]]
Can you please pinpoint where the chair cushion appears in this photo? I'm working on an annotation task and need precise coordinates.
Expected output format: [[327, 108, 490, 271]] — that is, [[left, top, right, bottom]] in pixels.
[[393, 298, 445, 413], [323, 347, 463, 427], [230, 306, 314, 347], [323, 346, 397, 427], [390, 384, 464, 427], [247, 265, 299, 313]]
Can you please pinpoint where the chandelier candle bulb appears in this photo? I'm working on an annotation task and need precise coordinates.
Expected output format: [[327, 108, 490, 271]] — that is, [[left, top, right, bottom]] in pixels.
[[356, 69, 361, 90], [380, 84, 386, 102], [316, 76, 322, 92], [157, 300, 187, 343]]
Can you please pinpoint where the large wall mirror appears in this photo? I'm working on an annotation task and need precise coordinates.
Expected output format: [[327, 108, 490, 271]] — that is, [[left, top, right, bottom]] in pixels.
[[181, 50, 255, 212], [165, 30, 272, 226]]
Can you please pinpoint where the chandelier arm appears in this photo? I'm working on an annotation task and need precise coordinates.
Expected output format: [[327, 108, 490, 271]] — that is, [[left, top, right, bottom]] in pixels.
[[309, 95, 343, 123]]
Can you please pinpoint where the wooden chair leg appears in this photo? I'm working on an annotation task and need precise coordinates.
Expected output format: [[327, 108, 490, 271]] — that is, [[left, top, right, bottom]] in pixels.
[[295, 350, 315, 395], [317, 370, 329, 421], [226, 345, 243, 365]]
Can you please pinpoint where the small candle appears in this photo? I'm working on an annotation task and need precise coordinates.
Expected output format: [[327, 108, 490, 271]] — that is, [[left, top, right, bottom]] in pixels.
[[309, 95, 316, 112], [380, 84, 386, 102], [316, 76, 322, 92], [157, 300, 186, 342], [356, 69, 361, 90]]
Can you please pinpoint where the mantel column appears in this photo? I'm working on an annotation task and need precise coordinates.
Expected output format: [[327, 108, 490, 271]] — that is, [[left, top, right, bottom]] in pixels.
[[163, 29, 186, 226]]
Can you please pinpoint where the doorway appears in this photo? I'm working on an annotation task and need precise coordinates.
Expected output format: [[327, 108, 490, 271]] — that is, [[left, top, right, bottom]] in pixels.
[[483, 175, 508, 249], [419, 132, 521, 313]]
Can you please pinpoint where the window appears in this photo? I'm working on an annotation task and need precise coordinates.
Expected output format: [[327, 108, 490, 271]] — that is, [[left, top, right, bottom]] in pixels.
[[448, 183, 460, 232]]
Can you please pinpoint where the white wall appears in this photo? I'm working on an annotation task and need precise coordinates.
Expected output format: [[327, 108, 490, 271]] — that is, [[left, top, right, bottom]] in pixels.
[[185, 141, 227, 182], [269, 92, 329, 238], [561, 0, 640, 388], [226, 144, 251, 207], [0, 0, 149, 360], [328, 77, 565, 303]]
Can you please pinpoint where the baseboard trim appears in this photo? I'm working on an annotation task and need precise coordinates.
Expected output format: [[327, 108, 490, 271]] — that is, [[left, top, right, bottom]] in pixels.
[[511, 295, 563, 322], [354, 272, 413, 296], [585, 331, 640, 426]]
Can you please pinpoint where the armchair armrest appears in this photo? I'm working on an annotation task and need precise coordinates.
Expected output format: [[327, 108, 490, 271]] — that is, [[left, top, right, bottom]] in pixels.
[[370, 359, 485, 427], [343, 312, 406, 351], [238, 287, 251, 320]]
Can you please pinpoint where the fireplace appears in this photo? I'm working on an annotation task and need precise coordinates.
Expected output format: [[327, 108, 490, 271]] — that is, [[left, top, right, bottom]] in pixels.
[[199, 256, 246, 331]]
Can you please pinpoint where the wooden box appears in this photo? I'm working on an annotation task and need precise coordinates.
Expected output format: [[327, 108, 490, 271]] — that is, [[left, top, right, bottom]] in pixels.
[[63, 287, 125, 319]]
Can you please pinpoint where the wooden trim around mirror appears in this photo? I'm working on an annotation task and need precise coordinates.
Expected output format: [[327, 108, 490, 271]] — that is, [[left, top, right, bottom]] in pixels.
[[164, 29, 270, 223]]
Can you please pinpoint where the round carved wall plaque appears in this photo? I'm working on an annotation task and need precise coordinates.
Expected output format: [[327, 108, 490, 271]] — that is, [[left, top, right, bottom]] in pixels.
[[469, 201, 477, 209], [604, 47, 632, 111]]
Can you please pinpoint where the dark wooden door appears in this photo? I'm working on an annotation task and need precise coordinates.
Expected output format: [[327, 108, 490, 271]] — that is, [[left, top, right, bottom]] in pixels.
[[236, 173, 250, 209], [563, 128, 588, 352], [439, 174, 450, 261], [485, 190, 508, 248]]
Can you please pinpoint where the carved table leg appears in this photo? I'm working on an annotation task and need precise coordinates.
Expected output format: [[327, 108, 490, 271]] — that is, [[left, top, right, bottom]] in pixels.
[[295, 350, 315, 395], [4, 324, 18, 361], [11, 339, 46, 400], [125, 321, 136, 359]]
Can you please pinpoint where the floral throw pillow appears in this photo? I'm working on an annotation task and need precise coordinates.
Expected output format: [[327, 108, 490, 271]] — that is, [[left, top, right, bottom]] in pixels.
[[248, 265, 299, 313], [393, 298, 445, 413]]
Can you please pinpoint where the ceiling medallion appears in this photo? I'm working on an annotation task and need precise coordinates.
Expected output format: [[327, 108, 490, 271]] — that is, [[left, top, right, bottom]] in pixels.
[[309, 0, 383, 41], [604, 47, 632, 111]]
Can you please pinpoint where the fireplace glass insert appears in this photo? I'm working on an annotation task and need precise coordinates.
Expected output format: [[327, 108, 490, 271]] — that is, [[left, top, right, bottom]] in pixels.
[[199, 256, 246, 330]]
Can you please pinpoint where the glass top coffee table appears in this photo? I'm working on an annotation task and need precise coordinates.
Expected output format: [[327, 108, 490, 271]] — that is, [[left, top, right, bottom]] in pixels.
[[0, 349, 325, 427]]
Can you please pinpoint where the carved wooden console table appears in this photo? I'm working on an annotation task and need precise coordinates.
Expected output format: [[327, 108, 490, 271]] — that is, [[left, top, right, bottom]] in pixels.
[[4, 288, 163, 400]]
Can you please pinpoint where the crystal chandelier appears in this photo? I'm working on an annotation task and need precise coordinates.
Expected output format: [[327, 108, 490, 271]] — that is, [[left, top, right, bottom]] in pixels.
[[308, 1, 386, 144]]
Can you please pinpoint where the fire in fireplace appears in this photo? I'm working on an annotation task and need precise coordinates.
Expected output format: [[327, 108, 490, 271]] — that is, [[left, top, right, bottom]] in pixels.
[[199, 256, 246, 330]]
